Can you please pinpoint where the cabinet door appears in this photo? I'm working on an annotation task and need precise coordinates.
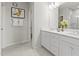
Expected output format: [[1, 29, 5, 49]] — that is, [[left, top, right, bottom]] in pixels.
[[59, 40, 72, 56], [41, 31, 51, 50], [72, 45, 79, 56], [50, 34, 59, 55]]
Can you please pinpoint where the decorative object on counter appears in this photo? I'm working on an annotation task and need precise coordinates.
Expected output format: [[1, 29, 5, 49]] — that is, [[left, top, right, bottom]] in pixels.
[[11, 7, 25, 19], [57, 28, 61, 32], [58, 16, 68, 31]]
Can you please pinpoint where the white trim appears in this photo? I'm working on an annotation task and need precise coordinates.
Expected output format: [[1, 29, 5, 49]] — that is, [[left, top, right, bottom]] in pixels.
[[2, 40, 30, 49]]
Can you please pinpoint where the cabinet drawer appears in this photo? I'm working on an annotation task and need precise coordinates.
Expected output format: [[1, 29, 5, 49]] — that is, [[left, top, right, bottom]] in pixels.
[[59, 35, 79, 46]]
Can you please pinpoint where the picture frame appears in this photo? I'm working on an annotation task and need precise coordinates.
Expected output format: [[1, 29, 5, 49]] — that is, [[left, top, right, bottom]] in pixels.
[[11, 7, 25, 19]]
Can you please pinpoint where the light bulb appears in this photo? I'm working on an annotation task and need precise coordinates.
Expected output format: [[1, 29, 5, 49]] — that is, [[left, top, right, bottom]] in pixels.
[[49, 5, 52, 9], [51, 2, 57, 8]]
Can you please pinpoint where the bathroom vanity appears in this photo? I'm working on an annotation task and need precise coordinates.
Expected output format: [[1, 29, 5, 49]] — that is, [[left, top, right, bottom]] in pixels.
[[40, 28, 79, 56]]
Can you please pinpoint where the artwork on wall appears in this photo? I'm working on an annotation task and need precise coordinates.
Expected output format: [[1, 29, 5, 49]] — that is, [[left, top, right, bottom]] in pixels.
[[11, 7, 25, 19]]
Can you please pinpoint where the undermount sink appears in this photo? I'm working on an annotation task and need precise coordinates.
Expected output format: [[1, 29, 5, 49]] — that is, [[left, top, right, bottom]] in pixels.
[[58, 30, 79, 35], [63, 31, 79, 35], [67, 32, 79, 35]]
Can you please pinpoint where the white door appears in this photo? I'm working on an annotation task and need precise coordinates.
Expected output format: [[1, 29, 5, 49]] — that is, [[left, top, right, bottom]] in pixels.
[[1, 2, 29, 49], [0, 2, 2, 55], [1, 3, 12, 48], [59, 40, 72, 56], [41, 31, 51, 50], [2, 3, 23, 48], [50, 34, 59, 56]]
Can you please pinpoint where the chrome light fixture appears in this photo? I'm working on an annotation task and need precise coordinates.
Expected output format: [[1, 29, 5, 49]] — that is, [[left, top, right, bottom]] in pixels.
[[49, 2, 64, 9]]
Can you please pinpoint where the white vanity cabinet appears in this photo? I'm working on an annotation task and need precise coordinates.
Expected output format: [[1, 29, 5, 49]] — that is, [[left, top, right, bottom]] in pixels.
[[41, 31, 59, 55], [41, 31, 51, 51], [50, 34, 59, 55], [59, 40, 72, 56], [59, 35, 79, 56], [41, 30, 79, 56], [72, 45, 79, 56], [59, 40, 79, 56]]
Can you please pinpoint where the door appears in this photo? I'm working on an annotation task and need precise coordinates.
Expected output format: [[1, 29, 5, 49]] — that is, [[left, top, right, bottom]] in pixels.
[[1, 2, 29, 49], [2, 3, 24, 48], [50, 34, 59, 56], [72, 45, 79, 56], [28, 5, 32, 42], [41, 31, 51, 50], [59, 40, 72, 56], [0, 2, 1, 55], [1, 3, 13, 48], [28, 3, 34, 48]]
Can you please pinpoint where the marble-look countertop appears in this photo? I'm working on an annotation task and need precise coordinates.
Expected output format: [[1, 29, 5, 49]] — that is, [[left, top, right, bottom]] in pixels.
[[41, 28, 79, 39]]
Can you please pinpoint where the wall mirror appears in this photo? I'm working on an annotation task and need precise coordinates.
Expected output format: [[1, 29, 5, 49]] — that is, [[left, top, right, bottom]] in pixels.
[[59, 2, 79, 29]]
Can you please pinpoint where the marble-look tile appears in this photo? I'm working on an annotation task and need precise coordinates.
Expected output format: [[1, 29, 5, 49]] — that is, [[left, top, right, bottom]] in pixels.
[[2, 42, 53, 56]]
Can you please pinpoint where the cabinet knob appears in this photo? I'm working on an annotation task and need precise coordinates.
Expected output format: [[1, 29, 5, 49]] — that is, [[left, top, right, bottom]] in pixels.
[[1, 28, 3, 30], [71, 47, 74, 50]]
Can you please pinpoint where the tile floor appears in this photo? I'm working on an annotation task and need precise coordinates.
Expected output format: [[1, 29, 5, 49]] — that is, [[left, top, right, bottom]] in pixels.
[[2, 42, 54, 56]]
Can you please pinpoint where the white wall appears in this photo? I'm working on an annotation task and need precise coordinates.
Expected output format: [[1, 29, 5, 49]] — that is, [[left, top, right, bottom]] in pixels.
[[2, 2, 30, 48], [32, 2, 49, 48], [32, 2, 58, 48], [49, 7, 58, 29]]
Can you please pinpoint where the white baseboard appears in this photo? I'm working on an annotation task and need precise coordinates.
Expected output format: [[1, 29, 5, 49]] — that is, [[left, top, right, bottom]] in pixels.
[[0, 50, 1, 56], [2, 40, 30, 49]]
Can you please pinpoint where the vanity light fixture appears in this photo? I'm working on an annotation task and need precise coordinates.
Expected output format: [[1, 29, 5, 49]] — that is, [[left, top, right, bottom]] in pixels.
[[49, 2, 59, 9], [49, 2, 64, 9], [51, 2, 57, 8], [49, 2, 56, 9], [49, 4, 52, 9]]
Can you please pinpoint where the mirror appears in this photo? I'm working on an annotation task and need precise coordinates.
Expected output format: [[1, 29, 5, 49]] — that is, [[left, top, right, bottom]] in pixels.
[[59, 2, 79, 29]]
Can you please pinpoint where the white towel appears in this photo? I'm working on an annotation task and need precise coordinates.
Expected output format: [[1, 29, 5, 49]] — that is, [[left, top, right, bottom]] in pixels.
[[12, 19, 24, 26]]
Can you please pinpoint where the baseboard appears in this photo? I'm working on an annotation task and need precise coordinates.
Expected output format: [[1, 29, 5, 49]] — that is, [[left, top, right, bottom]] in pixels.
[[2, 40, 30, 49], [0, 50, 1, 56]]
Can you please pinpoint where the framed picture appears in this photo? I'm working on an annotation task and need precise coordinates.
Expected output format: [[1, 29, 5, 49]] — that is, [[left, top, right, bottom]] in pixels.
[[11, 7, 25, 19]]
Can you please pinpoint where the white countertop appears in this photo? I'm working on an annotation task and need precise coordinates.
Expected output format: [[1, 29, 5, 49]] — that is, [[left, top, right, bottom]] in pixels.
[[41, 28, 79, 39]]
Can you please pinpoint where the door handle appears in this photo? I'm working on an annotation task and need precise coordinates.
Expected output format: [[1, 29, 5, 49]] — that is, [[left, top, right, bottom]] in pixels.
[[1, 28, 3, 30]]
